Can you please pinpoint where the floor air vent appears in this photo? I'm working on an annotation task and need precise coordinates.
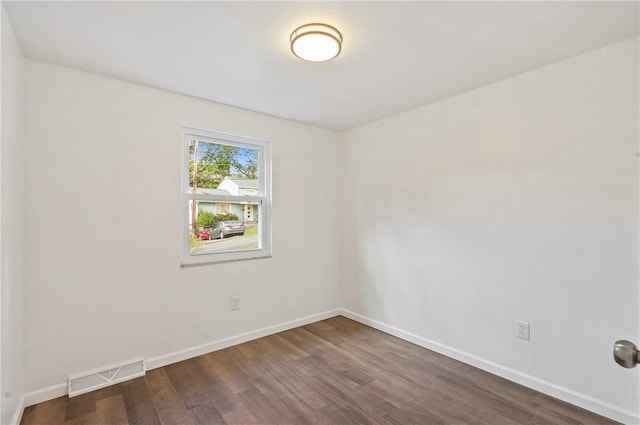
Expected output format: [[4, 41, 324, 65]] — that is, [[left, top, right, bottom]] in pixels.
[[68, 357, 145, 397]]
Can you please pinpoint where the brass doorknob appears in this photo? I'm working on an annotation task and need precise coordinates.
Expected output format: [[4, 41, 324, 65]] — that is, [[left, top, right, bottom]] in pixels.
[[613, 340, 639, 368]]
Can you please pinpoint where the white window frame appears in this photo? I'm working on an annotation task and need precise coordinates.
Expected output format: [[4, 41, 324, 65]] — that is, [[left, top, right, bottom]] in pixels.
[[181, 127, 271, 266]]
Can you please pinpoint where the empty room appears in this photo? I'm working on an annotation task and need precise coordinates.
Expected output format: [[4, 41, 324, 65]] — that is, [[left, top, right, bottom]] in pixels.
[[1, 1, 639, 424]]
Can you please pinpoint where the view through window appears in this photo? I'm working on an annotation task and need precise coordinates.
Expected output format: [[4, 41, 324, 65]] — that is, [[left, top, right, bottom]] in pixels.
[[183, 129, 270, 264]]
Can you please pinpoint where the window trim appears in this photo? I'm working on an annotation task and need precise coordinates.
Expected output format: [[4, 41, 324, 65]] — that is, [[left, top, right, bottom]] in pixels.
[[180, 127, 271, 266]]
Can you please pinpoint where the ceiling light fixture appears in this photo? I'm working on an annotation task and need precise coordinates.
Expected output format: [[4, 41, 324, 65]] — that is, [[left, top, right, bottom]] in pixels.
[[290, 23, 342, 62]]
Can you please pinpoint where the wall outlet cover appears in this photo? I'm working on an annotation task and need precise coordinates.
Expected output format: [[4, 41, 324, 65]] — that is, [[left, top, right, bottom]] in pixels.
[[231, 295, 240, 311], [516, 320, 530, 341]]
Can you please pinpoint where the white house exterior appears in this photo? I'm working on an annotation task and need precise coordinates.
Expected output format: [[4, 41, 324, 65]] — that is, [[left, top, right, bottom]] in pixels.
[[215, 177, 259, 222], [190, 178, 259, 226], [217, 177, 259, 197]]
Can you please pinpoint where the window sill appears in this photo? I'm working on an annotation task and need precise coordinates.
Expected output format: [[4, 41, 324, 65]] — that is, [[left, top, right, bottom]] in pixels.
[[180, 253, 272, 267]]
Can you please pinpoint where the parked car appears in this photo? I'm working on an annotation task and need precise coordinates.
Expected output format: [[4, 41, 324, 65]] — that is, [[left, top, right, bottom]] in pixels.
[[195, 226, 213, 240], [208, 220, 245, 239]]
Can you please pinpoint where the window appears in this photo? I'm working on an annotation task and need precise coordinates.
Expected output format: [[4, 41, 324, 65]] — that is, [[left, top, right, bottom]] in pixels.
[[182, 128, 271, 265], [216, 204, 231, 214]]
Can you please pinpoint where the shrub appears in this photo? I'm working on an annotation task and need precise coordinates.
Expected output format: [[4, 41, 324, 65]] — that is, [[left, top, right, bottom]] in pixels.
[[196, 210, 216, 227], [214, 212, 239, 222], [197, 210, 239, 227]]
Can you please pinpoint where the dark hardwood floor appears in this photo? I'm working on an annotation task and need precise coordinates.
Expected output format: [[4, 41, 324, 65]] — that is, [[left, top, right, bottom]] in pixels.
[[21, 316, 617, 424]]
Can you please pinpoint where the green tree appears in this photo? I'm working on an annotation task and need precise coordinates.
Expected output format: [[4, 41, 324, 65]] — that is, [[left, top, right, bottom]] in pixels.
[[233, 148, 258, 180], [189, 142, 258, 189]]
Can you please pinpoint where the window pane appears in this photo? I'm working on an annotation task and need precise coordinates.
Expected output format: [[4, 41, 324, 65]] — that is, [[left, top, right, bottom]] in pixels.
[[189, 201, 260, 255], [188, 139, 259, 196]]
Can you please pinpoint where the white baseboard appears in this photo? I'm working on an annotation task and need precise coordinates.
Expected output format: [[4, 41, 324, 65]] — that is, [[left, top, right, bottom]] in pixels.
[[9, 395, 25, 425], [146, 309, 341, 370], [23, 309, 341, 408], [24, 382, 67, 408], [339, 309, 639, 425]]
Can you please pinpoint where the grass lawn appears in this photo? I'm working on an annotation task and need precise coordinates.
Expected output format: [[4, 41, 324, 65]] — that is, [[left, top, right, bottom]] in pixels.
[[245, 224, 259, 235]]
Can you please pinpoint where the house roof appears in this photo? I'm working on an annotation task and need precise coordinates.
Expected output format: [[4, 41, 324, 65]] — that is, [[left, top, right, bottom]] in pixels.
[[226, 177, 258, 189], [194, 188, 231, 196]]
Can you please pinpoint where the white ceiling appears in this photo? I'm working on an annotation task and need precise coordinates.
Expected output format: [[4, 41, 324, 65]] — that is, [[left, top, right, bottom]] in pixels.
[[4, 1, 639, 131]]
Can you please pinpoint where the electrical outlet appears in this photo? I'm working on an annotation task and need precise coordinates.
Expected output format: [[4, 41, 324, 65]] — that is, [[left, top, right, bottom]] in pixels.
[[230, 295, 240, 311], [516, 320, 530, 340]]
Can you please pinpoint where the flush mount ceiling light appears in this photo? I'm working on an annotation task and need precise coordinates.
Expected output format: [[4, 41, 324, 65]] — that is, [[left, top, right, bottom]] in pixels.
[[290, 23, 342, 62]]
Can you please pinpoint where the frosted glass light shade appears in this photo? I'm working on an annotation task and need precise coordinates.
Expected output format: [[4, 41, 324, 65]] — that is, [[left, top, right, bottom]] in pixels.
[[290, 23, 342, 62]]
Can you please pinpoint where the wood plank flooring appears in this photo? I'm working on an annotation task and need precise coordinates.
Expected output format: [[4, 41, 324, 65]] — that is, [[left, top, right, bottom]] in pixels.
[[21, 316, 618, 424]]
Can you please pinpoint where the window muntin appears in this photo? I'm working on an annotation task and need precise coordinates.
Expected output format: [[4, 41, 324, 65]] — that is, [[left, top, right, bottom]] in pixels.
[[182, 128, 270, 265]]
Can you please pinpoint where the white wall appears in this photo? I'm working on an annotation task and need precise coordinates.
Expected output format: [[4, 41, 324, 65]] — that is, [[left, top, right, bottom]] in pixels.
[[341, 37, 639, 420], [1, 6, 25, 425], [16, 25, 640, 424], [23, 60, 341, 392]]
